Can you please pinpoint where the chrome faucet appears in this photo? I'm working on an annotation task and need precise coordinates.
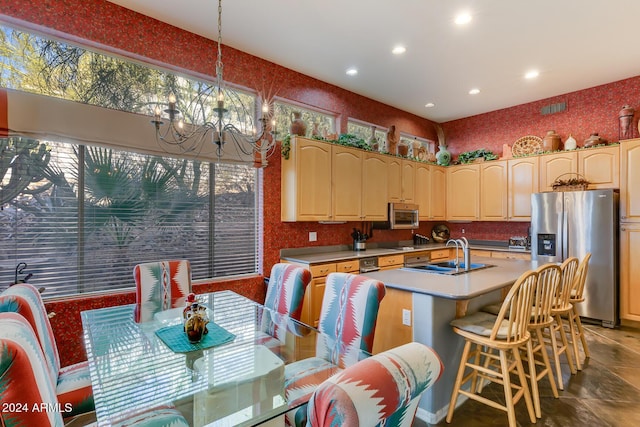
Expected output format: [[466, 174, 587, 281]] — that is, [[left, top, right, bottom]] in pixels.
[[446, 239, 460, 269], [459, 236, 470, 270], [447, 237, 470, 270]]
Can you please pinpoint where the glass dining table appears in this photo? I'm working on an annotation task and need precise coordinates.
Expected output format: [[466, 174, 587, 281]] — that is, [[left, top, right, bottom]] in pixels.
[[81, 290, 339, 426]]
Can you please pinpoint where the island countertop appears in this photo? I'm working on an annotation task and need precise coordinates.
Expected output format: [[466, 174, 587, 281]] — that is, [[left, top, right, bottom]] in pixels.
[[360, 256, 541, 300]]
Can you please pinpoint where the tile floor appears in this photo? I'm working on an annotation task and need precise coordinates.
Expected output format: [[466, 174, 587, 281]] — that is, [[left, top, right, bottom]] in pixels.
[[415, 323, 640, 427]]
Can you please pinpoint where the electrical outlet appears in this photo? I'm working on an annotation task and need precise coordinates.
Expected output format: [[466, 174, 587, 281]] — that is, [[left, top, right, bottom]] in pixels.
[[462, 228, 465, 234], [309, 231, 317, 242], [402, 309, 411, 326]]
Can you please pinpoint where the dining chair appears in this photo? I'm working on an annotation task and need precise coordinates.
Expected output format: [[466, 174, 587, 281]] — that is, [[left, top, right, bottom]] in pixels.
[[284, 272, 386, 427], [133, 259, 192, 322], [568, 252, 592, 370], [264, 263, 312, 319], [0, 283, 94, 418], [0, 312, 189, 427], [446, 269, 538, 427], [522, 263, 561, 418], [306, 342, 443, 427], [547, 256, 579, 390]]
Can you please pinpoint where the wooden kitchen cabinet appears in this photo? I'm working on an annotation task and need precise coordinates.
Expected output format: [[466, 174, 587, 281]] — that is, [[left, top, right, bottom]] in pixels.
[[480, 160, 508, 220], [539, 151, 578, 192], [362, 152, 389, 220], [332, 145, 363, 221], [429, 166, 447, 220], [281, 137, 332, 221], [306, 262, 337, 327], [620, 223, 640, 321], [620, 139, 640, 222], [578, 145, 619, 189], [388, 158, 415, 203], [415, 162, 431, 220], [507, 156, 539, 221], [378, 254, 404, 270], [447, 164, 480, 220], [372, 288, 413, 354]]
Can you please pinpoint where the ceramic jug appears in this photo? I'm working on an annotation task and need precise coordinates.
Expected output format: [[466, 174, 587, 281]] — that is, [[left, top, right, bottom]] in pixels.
[[542, 130, 561, 151], [436, 144, 451, 166], [289, 111, 307, 136]]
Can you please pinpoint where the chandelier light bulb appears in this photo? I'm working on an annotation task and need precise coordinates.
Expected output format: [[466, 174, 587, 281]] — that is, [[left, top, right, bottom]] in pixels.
[[168, 93, 176, 103]]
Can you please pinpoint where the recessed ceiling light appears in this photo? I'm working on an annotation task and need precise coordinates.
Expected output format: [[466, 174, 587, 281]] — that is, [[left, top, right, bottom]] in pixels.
[[392, 45, 406, 55], [425, 102, 435, 108], [346, 68, 358, 76], [469, 88, 480, 95], [525, 70, 540, 79], [455, 12, 472, 25]]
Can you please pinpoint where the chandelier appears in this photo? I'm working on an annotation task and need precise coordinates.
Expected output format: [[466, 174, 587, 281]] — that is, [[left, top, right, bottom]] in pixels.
[[151, 0, 276, 164]]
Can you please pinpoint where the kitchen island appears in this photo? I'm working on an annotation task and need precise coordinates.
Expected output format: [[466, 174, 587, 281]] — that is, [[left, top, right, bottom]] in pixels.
[[361, 256, 541, 424]]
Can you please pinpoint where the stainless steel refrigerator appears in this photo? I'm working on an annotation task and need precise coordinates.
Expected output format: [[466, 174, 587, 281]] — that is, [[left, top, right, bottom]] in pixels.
[[531, 189, 618, 327]]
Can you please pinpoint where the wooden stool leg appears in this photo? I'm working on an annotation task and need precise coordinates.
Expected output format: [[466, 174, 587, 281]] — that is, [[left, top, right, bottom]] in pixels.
[[446, 340, 472, 423], [524, 338, 541, 418], [500, 350, 518, 427], [574, 307, 590, 358], [556, 315, 576, 375], [535, 327, 558, 399], [513, 347, 536, 424], [547, 322, 565, 390], [568, 310, 582, 371]]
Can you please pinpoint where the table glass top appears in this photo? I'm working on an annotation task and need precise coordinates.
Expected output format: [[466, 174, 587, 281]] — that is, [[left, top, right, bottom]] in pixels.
[[81, 291, 328, 426]]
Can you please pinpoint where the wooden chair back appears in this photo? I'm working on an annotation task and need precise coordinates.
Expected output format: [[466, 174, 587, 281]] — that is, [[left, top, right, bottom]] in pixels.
[[556, 257, 579, 311], [491, 269, 538, 343], [571, 253, 592, 303], [530, 264, 561, 327]]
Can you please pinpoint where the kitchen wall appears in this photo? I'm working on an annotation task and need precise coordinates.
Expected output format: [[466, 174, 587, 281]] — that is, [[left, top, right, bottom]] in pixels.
[[1, 0, 636, 364]]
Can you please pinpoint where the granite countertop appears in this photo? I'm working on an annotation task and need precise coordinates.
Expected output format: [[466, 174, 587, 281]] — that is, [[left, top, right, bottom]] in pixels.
[[360, 256, 541, 300], [280, 241, 529, 264]]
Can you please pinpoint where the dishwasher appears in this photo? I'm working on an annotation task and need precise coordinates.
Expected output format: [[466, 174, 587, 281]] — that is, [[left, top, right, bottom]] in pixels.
[[359, 257, 380, 273]]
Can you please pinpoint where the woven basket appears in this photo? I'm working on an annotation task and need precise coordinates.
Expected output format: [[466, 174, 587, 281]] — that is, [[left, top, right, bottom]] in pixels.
[[552, 173, 589, 192]]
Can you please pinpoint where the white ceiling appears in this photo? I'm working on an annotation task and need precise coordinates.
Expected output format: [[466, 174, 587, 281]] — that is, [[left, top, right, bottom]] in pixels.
[[106, 0, 640, 123]]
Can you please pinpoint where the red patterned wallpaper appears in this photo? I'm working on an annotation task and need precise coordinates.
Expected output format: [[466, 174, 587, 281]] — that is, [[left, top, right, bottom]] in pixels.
[[2, 0, 638, 364]]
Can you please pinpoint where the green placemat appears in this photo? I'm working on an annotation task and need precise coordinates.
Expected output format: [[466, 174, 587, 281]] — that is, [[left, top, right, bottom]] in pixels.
[[155, 322, 236, 353]]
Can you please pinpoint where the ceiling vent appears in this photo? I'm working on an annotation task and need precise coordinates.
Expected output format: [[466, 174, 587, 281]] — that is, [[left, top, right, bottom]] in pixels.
[[540, 102, 566, 115]]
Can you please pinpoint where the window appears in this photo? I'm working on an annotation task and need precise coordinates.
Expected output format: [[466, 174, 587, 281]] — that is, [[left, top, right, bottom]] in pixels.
[[0, 137, 258, 297], [0, 24, 260, 298], [347, 120, 387, 148], [272, 101, 335, 138]]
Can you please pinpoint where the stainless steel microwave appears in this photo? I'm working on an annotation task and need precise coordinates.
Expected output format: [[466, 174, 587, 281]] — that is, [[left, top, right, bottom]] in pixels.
[[373, 202, 420, 230]]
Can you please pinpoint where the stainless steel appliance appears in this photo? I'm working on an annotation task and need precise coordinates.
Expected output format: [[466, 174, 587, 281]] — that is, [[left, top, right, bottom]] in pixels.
[[531, 189, 619, 327], [359, 257, 379, 273], [373, 203, 419, 230]]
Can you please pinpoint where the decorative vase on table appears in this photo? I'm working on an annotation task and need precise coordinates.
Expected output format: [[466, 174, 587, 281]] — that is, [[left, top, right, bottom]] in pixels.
[[436, 144, 451, 166], [290, 111, 307, 137]]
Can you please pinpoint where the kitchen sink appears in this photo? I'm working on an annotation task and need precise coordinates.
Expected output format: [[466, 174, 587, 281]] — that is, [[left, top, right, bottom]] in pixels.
[[401, 262, 494, 275]]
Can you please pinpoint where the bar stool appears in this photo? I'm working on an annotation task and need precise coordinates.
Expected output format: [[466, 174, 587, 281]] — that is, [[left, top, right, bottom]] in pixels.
[[547, 257, 579, 390], [522, 263, 561, 418], [446, 269, 538, 427], [567, 252, 592, 370]]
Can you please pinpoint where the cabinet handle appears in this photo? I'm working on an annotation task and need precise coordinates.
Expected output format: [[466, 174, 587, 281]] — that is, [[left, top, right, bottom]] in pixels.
[[622, 216, 627, 219], [621, 227, 626, 231]]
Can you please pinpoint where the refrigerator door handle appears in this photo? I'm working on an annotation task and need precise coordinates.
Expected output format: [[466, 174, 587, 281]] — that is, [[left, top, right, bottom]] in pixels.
[[562, 196, 569, 259]]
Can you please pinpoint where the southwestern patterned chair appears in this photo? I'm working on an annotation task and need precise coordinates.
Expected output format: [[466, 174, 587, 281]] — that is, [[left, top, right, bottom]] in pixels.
[[284, 272, 386, 426], [133, 259, 192, 323], [0, 283, 94, 418], [306, 342, 443, 427], [264, 263, 312, 320], [0, 312, 189, 427]]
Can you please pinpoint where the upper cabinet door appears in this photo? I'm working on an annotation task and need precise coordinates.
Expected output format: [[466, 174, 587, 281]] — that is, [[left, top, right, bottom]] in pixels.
[[281, 137, 332, 221], [508, 157, 539, 221], [362, 152, 389, 220], [578, 145, 619, 189], [480, 160, 508, 221], [332, 145, 363, 221], [387, 156, 403, 203], [621, 139, 640, 222], [447, 164, 480, 221], [539, 151, 578, 192], [415, 163, 431, 220], [429, 166, 447, 220]]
